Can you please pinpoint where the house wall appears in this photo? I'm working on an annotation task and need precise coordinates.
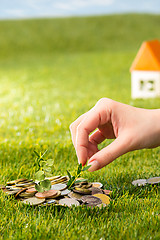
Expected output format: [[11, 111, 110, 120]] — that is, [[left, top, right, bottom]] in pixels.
[[131, 70, 160, 99]]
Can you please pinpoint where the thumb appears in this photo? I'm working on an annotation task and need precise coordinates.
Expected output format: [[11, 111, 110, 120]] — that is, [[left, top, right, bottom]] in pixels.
[[87, 135, 130, 172]]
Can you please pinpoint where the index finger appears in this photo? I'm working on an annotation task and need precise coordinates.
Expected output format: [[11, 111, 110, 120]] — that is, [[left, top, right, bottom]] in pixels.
[[76, 101, 111, 165]]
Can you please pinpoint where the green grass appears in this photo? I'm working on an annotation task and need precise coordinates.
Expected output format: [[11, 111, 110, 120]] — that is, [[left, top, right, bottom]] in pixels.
[[0, 14, 160, 239]]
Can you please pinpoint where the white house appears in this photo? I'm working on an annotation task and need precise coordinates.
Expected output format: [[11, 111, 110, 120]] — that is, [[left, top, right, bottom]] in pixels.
[[130, 39, 160, 99]]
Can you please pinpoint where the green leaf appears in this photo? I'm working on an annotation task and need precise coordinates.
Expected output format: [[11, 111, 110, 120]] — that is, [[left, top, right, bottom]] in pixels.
[[46, 159, 54, 166], [74, 179, 88, 184], [67, 170, 72, 180], [67, 176, 75, 188], [35, 170, 45, 181], [40, 179, 51, 191], [77, 163, 82, 175], [82, 165, 91, 171], [35, 184, 44, 193], [45, 172, 53, 177], [43, 165, 52, 172]]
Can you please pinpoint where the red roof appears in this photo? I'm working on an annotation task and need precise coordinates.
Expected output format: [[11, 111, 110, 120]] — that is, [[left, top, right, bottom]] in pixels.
[[130, 39, 160, 71]]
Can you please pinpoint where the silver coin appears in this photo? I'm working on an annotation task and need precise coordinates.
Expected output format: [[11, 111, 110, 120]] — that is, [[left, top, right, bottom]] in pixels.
[[43, 199, 57, 205], [60, 189, 71, 196], [59, 198, 80, 207], [51, 183, 67, 191], [22, 197, 45, 206], [147, 177, 160, 184], [132, 179, 147, 186]]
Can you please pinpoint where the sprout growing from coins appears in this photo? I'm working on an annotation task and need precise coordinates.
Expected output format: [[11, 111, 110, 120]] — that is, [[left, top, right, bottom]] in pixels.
[[34, 150, 54, 193], [67, 163, 91, 189]]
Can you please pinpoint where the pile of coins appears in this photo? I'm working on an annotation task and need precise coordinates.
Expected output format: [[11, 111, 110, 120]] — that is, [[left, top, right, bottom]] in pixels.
[[132, 176, 160, 186], [0, 175, 112, 208]]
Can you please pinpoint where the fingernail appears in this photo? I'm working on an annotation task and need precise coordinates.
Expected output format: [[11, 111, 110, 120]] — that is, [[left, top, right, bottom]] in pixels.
[[88, 160, 99, 172]]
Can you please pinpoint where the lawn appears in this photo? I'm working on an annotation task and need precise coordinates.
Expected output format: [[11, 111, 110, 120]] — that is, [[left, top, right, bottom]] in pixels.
[[0, 14, 160, 239]]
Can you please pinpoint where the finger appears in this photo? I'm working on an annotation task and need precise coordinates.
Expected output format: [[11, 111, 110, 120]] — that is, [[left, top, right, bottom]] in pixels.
[[87, 135, 129, 172], [88, 142, 99, 158], [89, 129, 106, 145], [69, 113, 86, 147], [76, 104, 111, 165]]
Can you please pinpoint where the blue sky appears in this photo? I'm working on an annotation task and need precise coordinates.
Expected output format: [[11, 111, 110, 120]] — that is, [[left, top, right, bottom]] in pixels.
[[0, 0, 160, 19]]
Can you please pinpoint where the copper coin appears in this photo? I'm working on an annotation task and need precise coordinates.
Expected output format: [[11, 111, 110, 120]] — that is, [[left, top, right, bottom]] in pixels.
[[35, 189, 58, 199], [103, 189, 112, 195], [26, 188, 37, 194], [15, 188, 28, 198]]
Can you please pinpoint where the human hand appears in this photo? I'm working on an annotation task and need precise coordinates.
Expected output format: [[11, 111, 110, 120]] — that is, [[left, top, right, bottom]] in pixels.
[[70, 98, 160, 172]]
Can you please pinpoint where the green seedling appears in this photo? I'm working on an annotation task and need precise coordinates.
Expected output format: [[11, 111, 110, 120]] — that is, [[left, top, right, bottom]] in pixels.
[[67, 163, 91, 189], [34, 150, 54, 192]]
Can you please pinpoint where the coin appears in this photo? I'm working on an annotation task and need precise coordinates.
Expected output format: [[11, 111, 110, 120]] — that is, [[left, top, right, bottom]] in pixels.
[[81, 195, 102, 206], [43, 199, 57, 205], [19, 192, 35, 198], [5, 190, 20, 195], [91, 182, 103, 188], [93, 194, 111, 205], [89, 187, 104, 195], [51, 183, 67, 191], [48, 190, 61, 199], [103, 189, 112, 195], [147, 177, 160, 184], [60, 189, 71, 196], [15, 188, 28, 198], [73, 187, 92, 195], [7, 178, 27, 185], [68, 192, 83, 200], [132, 179, 147, 186], [81, 183, 92, 189], [8, 186, 23, 191], [22, 197, 45, 206], [59, 198, 80, 207], [16, 182, 33, 187], [26, 188, 37, 194], [46, 175, 61, 181], [35, 189, 58, 199]]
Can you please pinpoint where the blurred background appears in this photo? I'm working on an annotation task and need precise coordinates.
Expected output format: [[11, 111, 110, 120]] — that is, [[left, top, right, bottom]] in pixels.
[[0, 0, 160, 147]]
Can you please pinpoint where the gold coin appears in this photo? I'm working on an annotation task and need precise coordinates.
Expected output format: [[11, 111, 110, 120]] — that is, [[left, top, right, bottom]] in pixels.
[[46, 175, 61, 181], [93, 194, 111, 205], [73, 187, 92, 195], [7, 178, 27, 185], [19, 192, 35, 198], [68, 192, 83, 200]]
